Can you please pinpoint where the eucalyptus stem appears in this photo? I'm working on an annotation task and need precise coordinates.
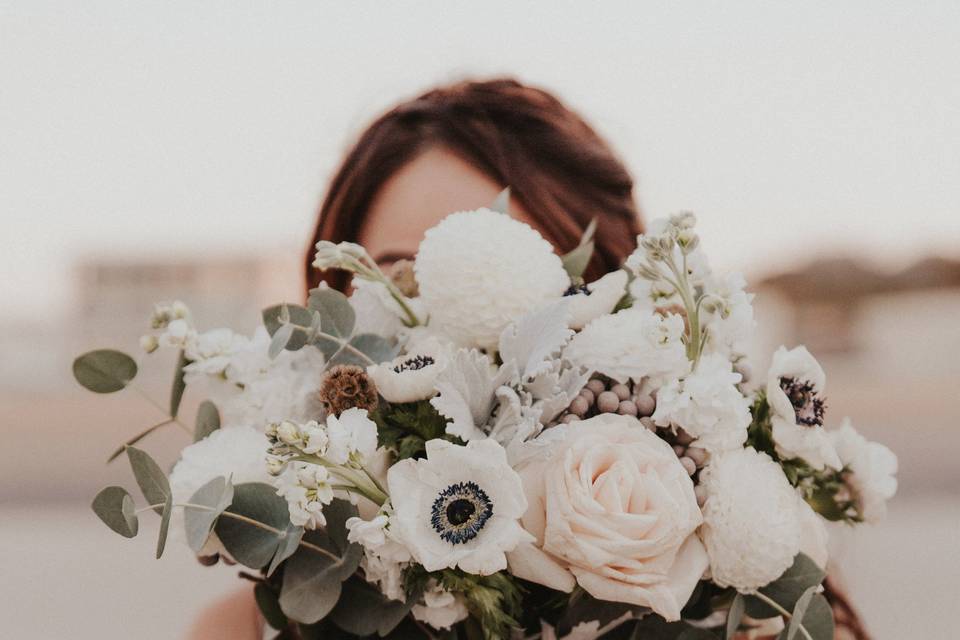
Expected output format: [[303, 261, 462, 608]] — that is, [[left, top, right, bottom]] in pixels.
[[353, 261, 421, 327], [128, 384, 192, 434], [749, 592, 814, 640], [313, 331, 376, 367]]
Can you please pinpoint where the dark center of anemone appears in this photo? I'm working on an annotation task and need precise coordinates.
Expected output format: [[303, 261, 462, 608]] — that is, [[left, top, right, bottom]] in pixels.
[[430, 481, 493, 545], [779, 376, 826, 427], [393, 355, 435, 373], [564, 283, 591, 297]]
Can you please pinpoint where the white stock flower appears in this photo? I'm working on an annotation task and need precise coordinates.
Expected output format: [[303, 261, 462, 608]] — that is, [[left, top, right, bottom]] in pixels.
[[159, 317, 196, 350], [701, 272, 756, 359], [347, 506, 413, 601], [829, 419, 898, 522], [563, 308, 690, 385], [766, 346, 840, 470], [276, 463, 335, 529], [412, 581, 470, 630], [566, 270, 629, 330], [699, 447, 802, 591], [651, 353, 751, 454], [325, 408, 379, 465], [414, 208, 569, 350], [507, 414, 708, 622], [387, 438, 532, 575], [367, 338, 448, 403]]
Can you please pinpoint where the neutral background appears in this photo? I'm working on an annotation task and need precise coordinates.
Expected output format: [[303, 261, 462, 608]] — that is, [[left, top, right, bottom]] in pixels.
[[2, 2, 958, 638]]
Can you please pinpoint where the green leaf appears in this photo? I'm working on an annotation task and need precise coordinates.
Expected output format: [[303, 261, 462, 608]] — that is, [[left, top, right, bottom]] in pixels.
[[783, 586, 817, 640], [267, 524, 304, 577], [91, 486, 139, 538], [126, 446, 171, 515], [215, 482, 302, 570], [329, 577, 414, 637], [560, 218, 598, 280], [263, 304, 314, 351], [269, 323, 295, 359], [308, 287, 356, 341], [156, 490, 173, 559], [490, 186, 511, 215], [726, 593, 745, 639], [194, 400, 221, 442], [170, 350, 189, 417], [73, 349, 138, 393], [255, 583, 289, 631], [744, 554, 827, 619], [107, 419, 174, 463], [327, 333, 398, 368], [279, 500, 361, 623], [777, 593, 833, 640], [185, 476, 234, 553]]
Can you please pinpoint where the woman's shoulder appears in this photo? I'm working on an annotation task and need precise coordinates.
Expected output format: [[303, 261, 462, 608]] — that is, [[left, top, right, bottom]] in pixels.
[[187, 586, 262, 640]]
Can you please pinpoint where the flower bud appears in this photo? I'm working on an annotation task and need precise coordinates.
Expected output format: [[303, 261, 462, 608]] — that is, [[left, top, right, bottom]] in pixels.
[[276, 420, 300, 445], [139, 335, 159, 354]]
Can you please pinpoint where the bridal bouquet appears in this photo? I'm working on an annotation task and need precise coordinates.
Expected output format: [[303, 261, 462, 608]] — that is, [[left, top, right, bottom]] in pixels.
[[78, 200, 897, 640]]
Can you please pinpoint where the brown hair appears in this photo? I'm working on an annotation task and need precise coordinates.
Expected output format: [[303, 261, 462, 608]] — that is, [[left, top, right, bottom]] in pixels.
[[305, 77, 642, 292]]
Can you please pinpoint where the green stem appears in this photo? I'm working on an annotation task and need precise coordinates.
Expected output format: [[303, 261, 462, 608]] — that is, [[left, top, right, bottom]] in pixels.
[[313, 331, 376, 367], [750, 592, 814, 640], [128, 384, 192, 434], [290, 455, 388, 506], [353, 262, 421, 327]]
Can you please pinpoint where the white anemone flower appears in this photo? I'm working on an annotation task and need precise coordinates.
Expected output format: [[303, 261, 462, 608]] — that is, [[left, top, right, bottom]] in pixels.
[[565, 270, 629, 330], [699, 447, 803, 591], [765, 346, 840, 470], [651, 353, 751, 454], [386, 438, 533, 575], [563, 308, 690, 385], [414, 208, 569, 350], [829, 419, 898, 522], [367, 338, 448, 403]]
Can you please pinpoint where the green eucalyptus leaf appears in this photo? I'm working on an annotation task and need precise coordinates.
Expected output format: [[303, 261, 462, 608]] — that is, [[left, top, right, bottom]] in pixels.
[[726, 593, 745, 639], [490, 186, 511, 215], [327, 333, 398, 368], [744, 554, 826, 619], [269, 323, 295, 359], [255, 583, 289, 631], [126, 446, 171, 515], [170, 350, 189, 417], [185, 476, 234, 553], [278, 500, 361, 623], [215, 482, 302, 570], [156, 490, 173, 558], [91, 486, 139, 538], [308, 287, 356, 339], [267, 524, 304, 577], [263, 304, 313, 351], [777, 593, 833, 640], [560, 218, 598, 280], [194, 400, 221, 442], [783, 586, 817, 640], [329, 576, 414, 637], [73, 349, 138, 393]]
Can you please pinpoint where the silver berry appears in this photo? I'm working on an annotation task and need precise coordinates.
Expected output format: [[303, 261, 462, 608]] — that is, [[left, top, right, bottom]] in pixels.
[[617, 400, 638, 416], [611, 383, 631, 401], [634, 394, 656, 417], [597, 391, 620, 413]]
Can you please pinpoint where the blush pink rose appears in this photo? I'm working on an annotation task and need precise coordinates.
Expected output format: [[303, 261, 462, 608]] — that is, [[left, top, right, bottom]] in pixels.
[[507, 414, 709, 621]]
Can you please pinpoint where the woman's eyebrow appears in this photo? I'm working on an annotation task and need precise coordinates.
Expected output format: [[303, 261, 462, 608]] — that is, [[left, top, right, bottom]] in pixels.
[[371, 250, 416, 265]]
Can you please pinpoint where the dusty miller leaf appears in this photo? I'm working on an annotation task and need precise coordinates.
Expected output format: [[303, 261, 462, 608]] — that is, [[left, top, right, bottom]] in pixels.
[[498, 301, 572, 381], [430, 349, 515, 441], [490, 186, 511, 215]]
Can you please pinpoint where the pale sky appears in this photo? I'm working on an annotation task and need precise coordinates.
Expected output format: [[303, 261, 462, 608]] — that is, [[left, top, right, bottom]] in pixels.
[[2, 1, 959, 323]]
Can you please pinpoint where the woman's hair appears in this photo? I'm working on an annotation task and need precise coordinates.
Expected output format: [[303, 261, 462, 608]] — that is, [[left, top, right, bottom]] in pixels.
[[305, 77, 643, 292]]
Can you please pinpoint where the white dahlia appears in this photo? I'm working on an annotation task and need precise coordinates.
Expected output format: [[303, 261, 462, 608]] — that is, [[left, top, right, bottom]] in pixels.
[[651, 353, 751, 454], [766, 346, 840, 470], [414, 208, 569, 350], [563, 308, 690, 385], [699, 447, 802, 591], [386, 438, 533, 575]]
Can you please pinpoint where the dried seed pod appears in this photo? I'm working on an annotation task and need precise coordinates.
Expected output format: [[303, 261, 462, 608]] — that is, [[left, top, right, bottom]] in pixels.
[[318, 364, 379, 416]]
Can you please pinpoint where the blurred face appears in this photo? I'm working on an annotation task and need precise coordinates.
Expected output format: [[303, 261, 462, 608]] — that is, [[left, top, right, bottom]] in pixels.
[[358, 147, 540, 269]]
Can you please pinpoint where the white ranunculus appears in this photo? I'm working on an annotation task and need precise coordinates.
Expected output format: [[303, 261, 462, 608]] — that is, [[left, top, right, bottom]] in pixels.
[[367, 338, 448, 403], [566, 270, 629, 330], [169, 426, 274, 553], [698, 447, 802, 591], [766, 346, 840, 470], [507, 414, 708, 621], [651, 353, 751, 454], [563, 308, 691, 386], [412, 581, 470, 630], [387, 438, 532, 575], [414, 208, 569, 350], [829, 419, 898, 522]]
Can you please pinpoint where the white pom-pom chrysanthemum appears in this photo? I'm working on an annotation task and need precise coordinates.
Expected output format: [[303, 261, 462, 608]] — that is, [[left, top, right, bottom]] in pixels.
[[563, 308, 690, 385], [699, 447, 802, 591], [414, 209, 569, 350]]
